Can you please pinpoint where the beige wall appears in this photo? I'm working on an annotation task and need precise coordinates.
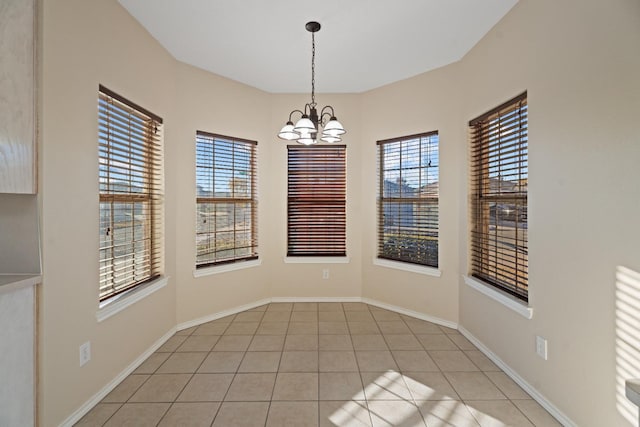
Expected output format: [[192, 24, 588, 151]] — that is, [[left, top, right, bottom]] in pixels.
[[172, 62, 272, 323], [455, 0, 640, 425], [360, 62, 463, 323], [39, 0, 640, 425], [39, 0, 178, 425], [170, 75, 365, 324], [267, 94, 364, 300]]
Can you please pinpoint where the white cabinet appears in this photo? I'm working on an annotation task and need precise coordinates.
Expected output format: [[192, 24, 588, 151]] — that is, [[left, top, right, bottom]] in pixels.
[[0, 284, 36, 427], [0, 0, 36, 194], [0, 193, 41, 427]]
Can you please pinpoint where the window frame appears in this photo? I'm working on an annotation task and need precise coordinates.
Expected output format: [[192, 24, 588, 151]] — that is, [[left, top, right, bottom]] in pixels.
[[287, 145, 347, 257], [469, 91, 528, 301], [376, 131, 440, 268], [98, 85, 163, 302], [195, 131, 258, 268]]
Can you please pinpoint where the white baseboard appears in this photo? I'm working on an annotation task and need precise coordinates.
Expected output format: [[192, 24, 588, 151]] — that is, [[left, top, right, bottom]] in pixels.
[[175, 296, 457, 331], [268, 296, 459, 333], [271, 296, 362, 303], [177, 298, 272, 331], [362, 298, 458, 330], [59, 327, 177, 427], [458, 326, 576, 427], [67, 297, 573, 427]]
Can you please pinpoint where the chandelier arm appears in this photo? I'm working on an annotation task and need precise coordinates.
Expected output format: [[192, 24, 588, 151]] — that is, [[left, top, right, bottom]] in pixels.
[[320, 105, 335, 115], [319, 105, 336, 125], [288, 109, 305, 122], [278, 21, 345, 144], [319, 112, 333, 126]]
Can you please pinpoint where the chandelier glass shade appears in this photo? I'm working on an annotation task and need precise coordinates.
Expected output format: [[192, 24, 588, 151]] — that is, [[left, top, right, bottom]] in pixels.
[[277, 21, 346, 144]]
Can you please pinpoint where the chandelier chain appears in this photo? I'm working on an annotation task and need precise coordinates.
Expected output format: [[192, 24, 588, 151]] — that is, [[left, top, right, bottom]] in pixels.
[[277, 21, 345, 144], [311, 31, 316, 107]]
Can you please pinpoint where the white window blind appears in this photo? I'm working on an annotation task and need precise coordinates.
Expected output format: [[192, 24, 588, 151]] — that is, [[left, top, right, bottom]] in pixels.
[[196, 131, 258, 267], [469, 92, 528, 300], [98, 85, 163, 301]]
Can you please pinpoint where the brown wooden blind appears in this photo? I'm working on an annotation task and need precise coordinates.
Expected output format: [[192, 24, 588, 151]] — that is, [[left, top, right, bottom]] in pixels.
[[377, 132, 439, 267], [98, 85, 163, 301], [196, 131, 258, 267], [469, 92, 528, 301], [287, 145, 346, 256]]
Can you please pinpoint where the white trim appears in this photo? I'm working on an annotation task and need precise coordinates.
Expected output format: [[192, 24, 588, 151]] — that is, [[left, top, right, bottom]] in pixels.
[[66, 296, 464, 426], [59, 327, 176, 427], [373, 258, 441, 277], [463, 275, 533, 319], [458, 326, 576, 427], [260, 296, 456, 329], [193, 258, 261, 278], [177, 298, 272, 331], [271, 296, 362, 303], [361, 297, 457, 330], [0, 274, 41, 295], [283, 256, 350, 264], [96, 276, 169, 322]]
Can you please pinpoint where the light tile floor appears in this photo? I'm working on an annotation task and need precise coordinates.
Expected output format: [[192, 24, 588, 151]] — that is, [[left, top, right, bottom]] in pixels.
[[75, 302, 561, 426]]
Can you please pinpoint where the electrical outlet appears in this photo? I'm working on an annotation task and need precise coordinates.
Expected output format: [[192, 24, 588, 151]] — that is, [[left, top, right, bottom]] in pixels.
[[322, 269, 329, 279], [535, 336, 548, 360], [80, 341, 91, 366]]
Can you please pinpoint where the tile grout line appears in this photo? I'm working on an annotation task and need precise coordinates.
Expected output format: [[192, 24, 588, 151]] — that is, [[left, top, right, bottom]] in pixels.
[[159, 317, 233, 426], [212, 309, 265, 426], [80, 302, 554, 426], [317, 303, 321, 426], [262, 302, 293, 427], [346, 303, 373, 427], [367, 306, 428, 426], [100, 332, 193, 426], [388, 310, 422, 410], [190, 315, 236, 426]]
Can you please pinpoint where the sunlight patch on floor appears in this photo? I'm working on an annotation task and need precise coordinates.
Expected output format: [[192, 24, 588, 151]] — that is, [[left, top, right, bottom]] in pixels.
[[329, 370, 480, 426], [328, 400, 371, 426]]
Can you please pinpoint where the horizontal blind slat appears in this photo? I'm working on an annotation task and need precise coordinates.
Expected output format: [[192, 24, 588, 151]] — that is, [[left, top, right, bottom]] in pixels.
[[195, 132, 258, 268], [98, 86, 164, 301], [287, 146, 346, 256], [469, 92, 528, 301]]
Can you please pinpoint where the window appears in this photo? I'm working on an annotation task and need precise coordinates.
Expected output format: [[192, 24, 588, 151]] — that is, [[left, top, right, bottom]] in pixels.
[[196, 132, 257, 267], [469, 92, 528, 301], [98, 85, 163, 301], [377, 132, 439, 267], [287, 145, 346, 257]]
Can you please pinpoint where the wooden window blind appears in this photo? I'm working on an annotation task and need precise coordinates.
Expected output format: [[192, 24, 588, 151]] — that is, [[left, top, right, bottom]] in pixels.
[[377, 132, 439, 267], [287, 145, 346, 257], [469, 92, 528, 301], [98, 85, 163, 301], [195, 131, 258, 267]]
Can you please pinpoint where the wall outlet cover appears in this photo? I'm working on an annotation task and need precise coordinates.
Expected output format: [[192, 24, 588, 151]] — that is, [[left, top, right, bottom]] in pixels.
[[535, 335, 548, 360], [79, 341, 91, 366]]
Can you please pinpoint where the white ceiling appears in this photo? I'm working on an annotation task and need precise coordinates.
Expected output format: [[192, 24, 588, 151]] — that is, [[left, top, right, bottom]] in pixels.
[[118, 0, 518, 94]]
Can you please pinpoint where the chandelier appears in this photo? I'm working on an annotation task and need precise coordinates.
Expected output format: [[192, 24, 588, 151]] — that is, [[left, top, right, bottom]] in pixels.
[[278, 21, 346, 145]]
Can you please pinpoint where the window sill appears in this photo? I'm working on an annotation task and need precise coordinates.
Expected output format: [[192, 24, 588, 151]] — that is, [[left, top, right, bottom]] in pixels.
[[463, 275, 533, 319], [97, 276, 169, 322], [284, 256, 350, 264], [193, 259, 262, 277], [374, 258, 441, 277]]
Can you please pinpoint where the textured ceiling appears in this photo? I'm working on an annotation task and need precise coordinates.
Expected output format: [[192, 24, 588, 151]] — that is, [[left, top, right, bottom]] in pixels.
[[119, 0, 518, 93]]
